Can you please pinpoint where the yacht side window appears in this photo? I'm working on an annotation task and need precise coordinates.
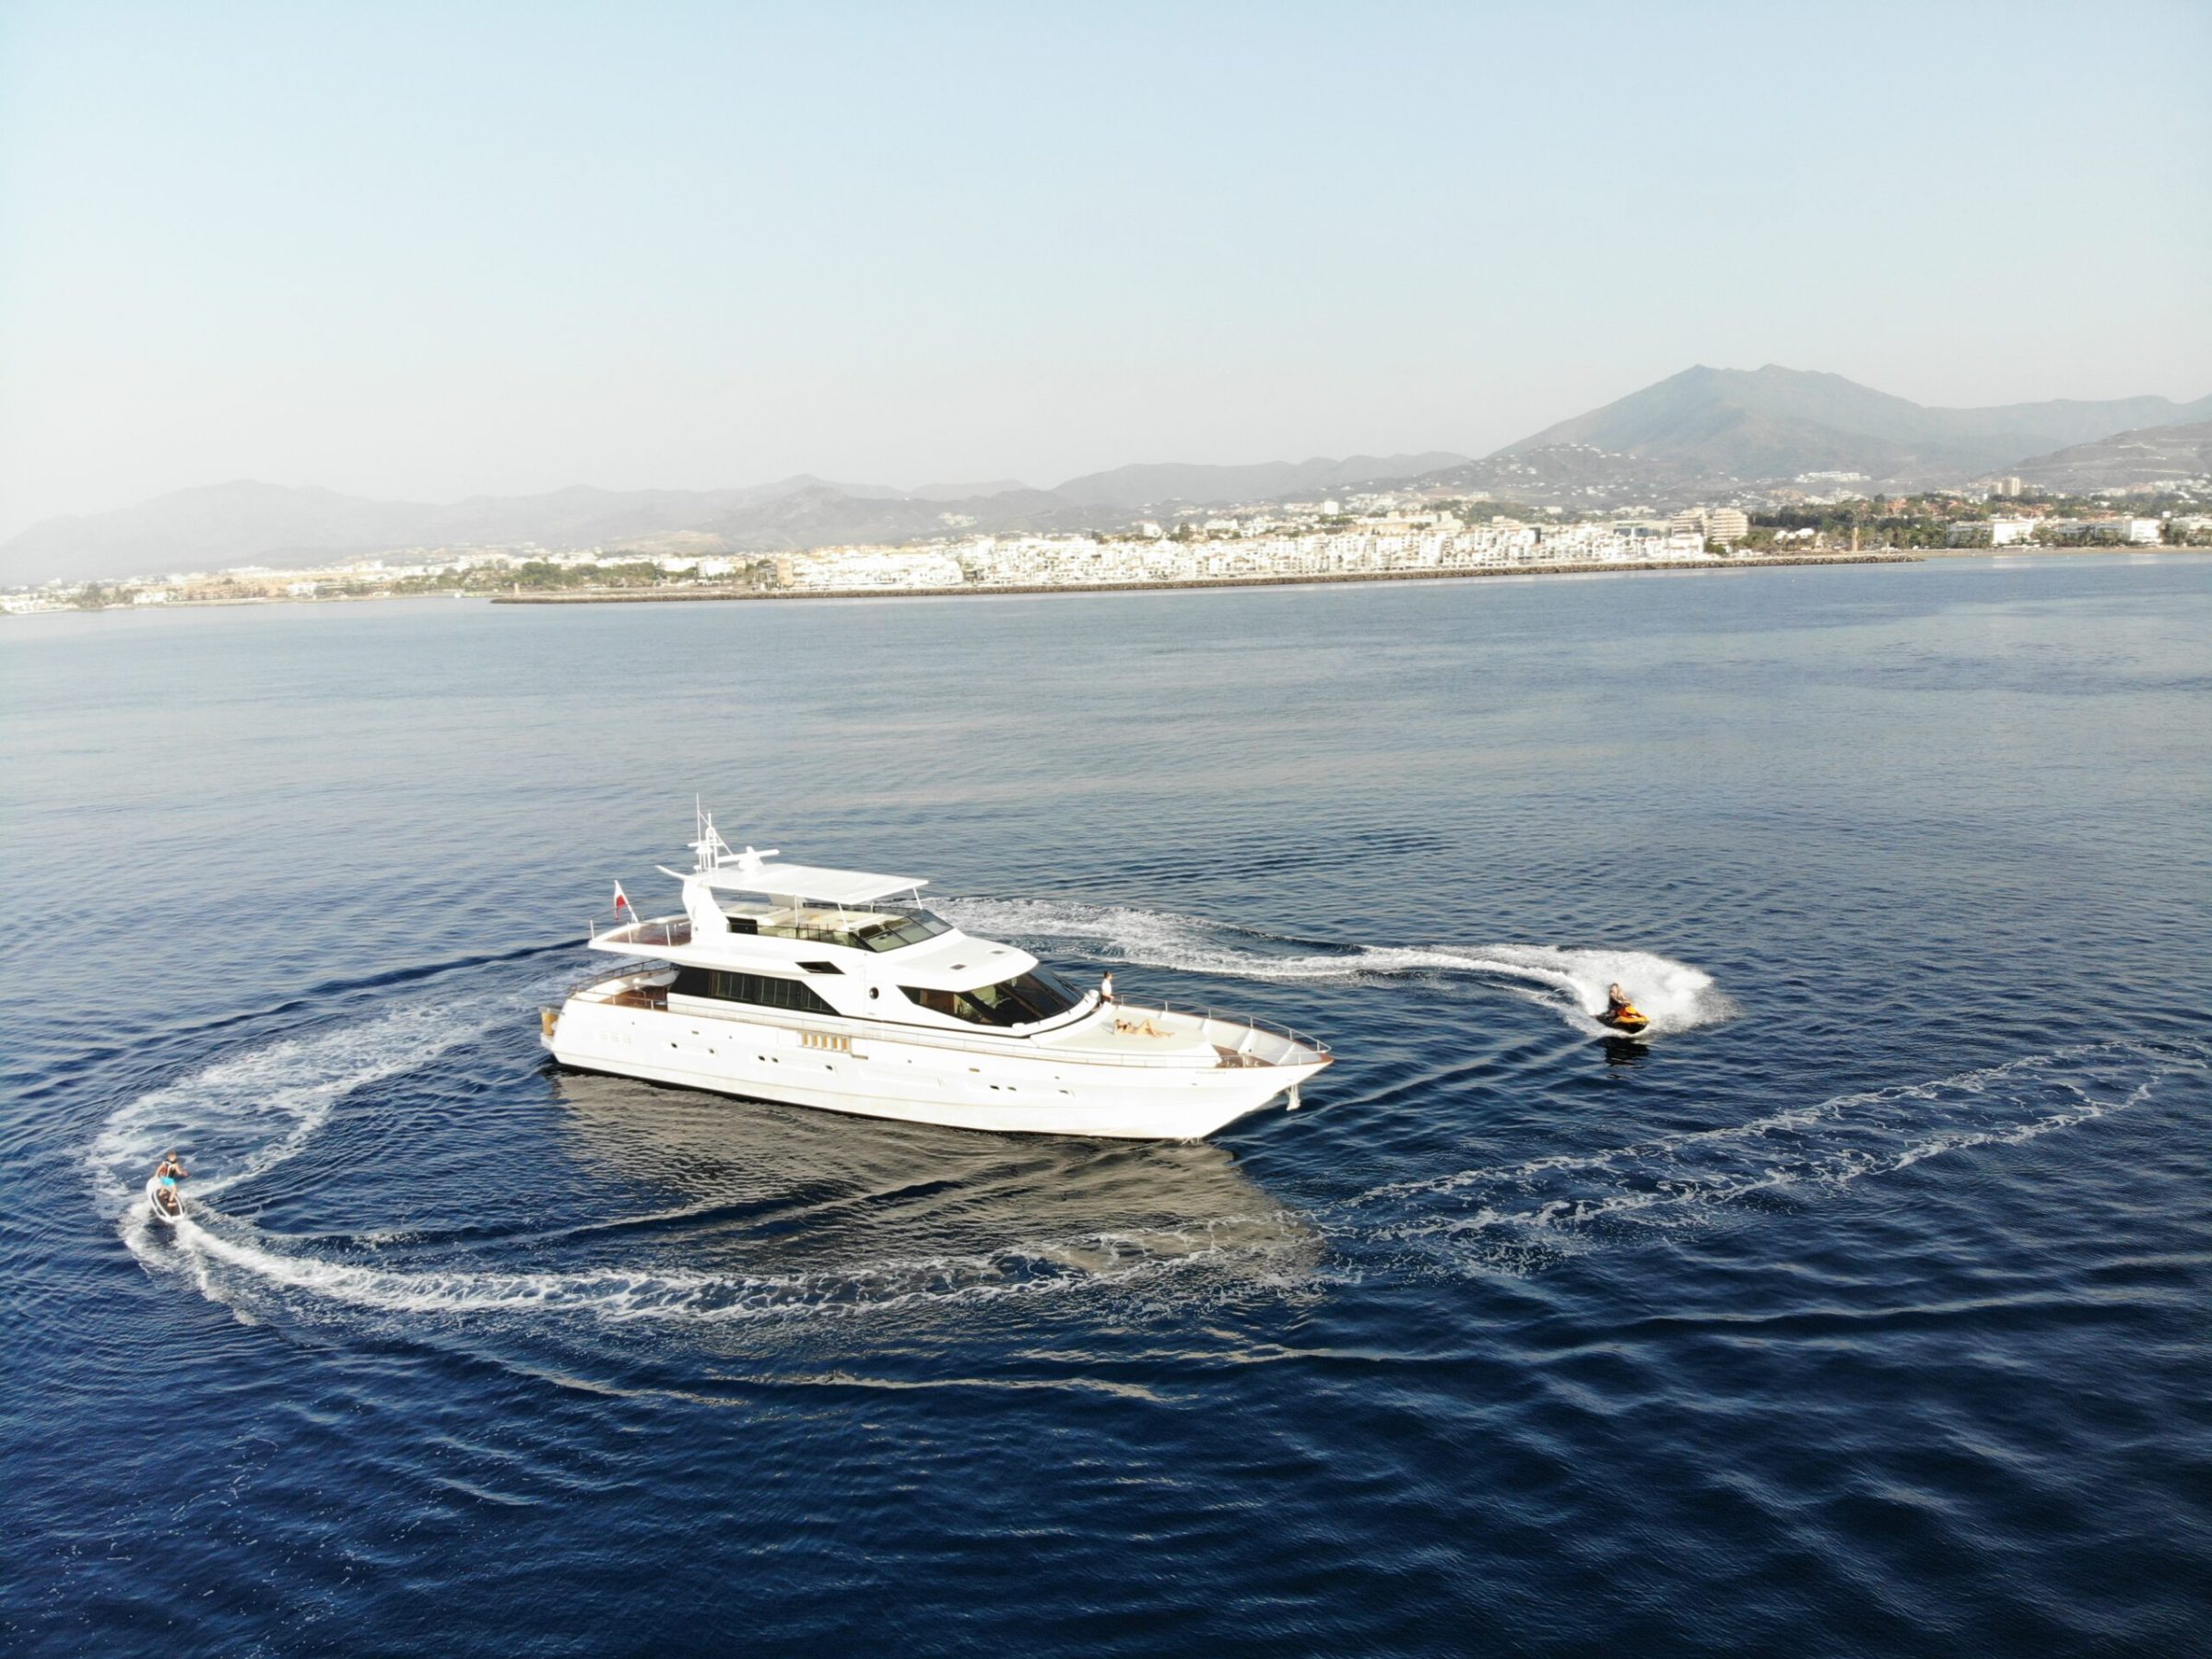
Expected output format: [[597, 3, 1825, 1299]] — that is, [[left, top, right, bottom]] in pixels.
[[672, 967, 836, 1016]]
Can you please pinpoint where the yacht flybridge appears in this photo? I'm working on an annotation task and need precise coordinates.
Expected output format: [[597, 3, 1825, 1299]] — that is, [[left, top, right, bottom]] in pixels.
[[542, 818, 1332, 1139]]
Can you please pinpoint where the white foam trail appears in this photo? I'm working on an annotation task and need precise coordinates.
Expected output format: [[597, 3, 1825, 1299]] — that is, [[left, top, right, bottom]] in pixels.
[[1348, 1040, 2204, 1268], [90, 961, 578, 1303], [92, 1006, 483, 1217], [106, 910, 2188, 1327], [163, 1208, 1312, 1325], [160, 1037, 2192, 1320], [936, 897, 1734, 1036], [96, 959, 1312, 1327], [89, 976, 567, 1219]]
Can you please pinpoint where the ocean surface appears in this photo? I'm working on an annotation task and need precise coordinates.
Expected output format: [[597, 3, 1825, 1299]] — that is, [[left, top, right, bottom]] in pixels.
[[4, 555, 2208, 1656]]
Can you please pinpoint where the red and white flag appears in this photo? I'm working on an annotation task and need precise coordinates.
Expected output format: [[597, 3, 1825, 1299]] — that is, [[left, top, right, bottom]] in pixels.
[[613, 881, 631, 914]]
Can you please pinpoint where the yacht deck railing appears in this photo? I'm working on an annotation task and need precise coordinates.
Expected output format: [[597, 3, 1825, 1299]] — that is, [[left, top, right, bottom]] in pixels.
[[1112, 999, 1332, 1065], [588, 914, 691, 949]]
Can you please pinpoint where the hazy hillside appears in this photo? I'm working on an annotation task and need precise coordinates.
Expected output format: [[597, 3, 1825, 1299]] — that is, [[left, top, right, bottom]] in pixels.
[[0, 477, 887, 587], [698, 486, 1100, 552], [1052, 453, 1470, 510], [4, 482, 447, 581], [1507, 366, 2212, 484], [1, 453, 1476, 584], [2006, 421, 2212, 492], [907, 479, 1033, 500], [14, 371, 2211, 587], [1398, 445, 1736, 511]]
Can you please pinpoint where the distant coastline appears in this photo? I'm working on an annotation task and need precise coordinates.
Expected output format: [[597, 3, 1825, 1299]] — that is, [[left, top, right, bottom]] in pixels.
[[24, 550, 2212, 618], [488, 551, 1922, 606]]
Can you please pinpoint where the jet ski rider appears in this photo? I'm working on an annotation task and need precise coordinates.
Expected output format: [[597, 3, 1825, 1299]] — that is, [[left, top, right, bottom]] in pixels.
[[1604, 983, 1645, 1027], [154, 1150, 187, 1213]]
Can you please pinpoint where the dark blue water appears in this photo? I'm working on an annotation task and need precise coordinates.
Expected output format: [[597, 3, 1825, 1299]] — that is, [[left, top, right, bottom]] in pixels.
[[5, 557, 2208, 1656]]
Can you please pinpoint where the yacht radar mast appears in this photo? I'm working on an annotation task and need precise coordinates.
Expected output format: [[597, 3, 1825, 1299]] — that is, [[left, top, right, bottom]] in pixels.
[[676, 804, 775, 882]]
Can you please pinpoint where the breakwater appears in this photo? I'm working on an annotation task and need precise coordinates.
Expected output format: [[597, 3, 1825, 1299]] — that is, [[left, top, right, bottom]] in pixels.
[[489, 550, 1920, 604]]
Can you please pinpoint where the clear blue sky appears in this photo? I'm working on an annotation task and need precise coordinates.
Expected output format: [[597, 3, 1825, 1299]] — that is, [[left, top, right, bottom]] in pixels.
[[2, 0, 2206, 536]]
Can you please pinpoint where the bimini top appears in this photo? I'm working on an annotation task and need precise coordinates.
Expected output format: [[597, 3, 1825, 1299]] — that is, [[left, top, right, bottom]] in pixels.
[[694, 860, 924, 907]]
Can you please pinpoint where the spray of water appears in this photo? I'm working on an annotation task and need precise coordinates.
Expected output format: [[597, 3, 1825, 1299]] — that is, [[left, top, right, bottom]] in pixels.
[[935, 897, 1735, 1037], [152, 1210, 1311, 1325]]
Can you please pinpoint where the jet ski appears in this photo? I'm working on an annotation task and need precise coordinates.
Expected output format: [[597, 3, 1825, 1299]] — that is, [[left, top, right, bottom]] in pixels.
[[146, 1175, 183, 1226], [1597, 1004, 1651, 1036]]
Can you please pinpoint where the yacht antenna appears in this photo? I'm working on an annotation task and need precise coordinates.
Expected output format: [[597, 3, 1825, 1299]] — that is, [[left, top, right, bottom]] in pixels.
[[679, 800, 771, 877], [689, 800, 717, 874]]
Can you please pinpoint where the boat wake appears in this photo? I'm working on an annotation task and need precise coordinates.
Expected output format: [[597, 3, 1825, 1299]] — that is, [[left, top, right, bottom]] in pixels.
[[88, 966, 1315, 1331], [936, 897, 1735, 1037], [88, 918, 2201, 1337], [147, 1210, 1312, 1327], [88, 970, 582, 1273], [1341, 1038, 2206, 1275]]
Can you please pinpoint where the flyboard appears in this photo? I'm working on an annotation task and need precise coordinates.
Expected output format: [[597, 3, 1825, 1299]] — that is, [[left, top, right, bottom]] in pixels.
[[145, 1176, 183, 1227]]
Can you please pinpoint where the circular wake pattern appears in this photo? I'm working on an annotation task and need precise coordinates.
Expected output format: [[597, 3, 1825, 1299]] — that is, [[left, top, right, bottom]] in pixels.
[[88, 954, 1323, 1336], [87, 922, 2198, 1339]]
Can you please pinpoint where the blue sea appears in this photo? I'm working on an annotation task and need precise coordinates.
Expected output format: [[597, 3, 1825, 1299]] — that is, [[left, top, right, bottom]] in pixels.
[[4, 555, 2208, 1656]]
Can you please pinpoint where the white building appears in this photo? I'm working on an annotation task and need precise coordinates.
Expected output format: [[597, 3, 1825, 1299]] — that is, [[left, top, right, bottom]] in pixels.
[[1671, 508, 1751, 545], [769, 518, 1725, 596], [2035, 518, 2161, 545], [785, 547, 968, 589]]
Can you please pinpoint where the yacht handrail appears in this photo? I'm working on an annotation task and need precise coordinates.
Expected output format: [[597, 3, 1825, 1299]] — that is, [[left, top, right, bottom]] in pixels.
[[582, 958, 658, 987], [1112, 997, 1333, 1059], [588, 913, 690, 949], [586, 909, 949, 953]]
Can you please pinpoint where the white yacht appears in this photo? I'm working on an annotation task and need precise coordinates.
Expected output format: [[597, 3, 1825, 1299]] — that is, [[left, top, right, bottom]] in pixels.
[[541, 818, 1332, 1140]]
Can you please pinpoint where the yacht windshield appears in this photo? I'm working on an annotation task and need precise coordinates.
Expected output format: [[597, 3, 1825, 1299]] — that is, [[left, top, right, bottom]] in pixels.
[[722, 904, 953, 952], [901, 967, 1085, 1029], [848, 911, 953, 952]]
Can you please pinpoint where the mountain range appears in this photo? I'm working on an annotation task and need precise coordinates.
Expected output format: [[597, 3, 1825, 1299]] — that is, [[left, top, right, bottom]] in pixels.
[[0, 455, 1474, 586], [8, 368, 2207, 586], [2005, 420, 2212, 495], [1504, 365, 2211, 485]]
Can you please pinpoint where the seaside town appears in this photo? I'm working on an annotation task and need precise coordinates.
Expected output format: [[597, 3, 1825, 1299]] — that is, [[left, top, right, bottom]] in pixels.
[[6, 484, 2208, 614]]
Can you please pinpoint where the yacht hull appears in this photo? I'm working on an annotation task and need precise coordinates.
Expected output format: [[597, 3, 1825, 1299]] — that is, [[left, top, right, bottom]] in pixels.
[[547, 997, 1324, 1140]]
